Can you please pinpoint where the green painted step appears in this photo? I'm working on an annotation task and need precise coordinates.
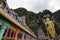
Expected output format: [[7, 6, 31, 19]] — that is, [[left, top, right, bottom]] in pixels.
[[0, 19, 10, 40]]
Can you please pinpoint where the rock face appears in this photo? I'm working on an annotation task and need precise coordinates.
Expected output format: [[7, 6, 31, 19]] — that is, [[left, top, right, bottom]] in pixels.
[[14, 8, 60, 37]]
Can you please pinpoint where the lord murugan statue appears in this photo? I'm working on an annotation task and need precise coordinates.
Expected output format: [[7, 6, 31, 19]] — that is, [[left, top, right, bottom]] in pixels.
[[45, 17, 57, 37]]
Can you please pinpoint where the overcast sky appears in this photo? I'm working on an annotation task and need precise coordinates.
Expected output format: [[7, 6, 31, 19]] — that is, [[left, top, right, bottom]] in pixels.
[[7, 0, 60, 13]]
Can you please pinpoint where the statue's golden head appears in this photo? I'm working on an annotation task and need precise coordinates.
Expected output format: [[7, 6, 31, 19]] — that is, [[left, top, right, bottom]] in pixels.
[[46, 18, 50, 21]]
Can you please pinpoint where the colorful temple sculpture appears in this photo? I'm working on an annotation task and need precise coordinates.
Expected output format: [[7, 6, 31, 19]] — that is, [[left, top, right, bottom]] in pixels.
[[0, 0, 37, 40]]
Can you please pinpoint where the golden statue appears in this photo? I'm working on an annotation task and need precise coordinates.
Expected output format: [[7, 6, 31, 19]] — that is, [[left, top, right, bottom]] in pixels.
[[45, 18, 57, 37]]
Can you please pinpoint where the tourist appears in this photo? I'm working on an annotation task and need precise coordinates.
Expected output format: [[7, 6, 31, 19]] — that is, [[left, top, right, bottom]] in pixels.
[[15, 14, 19, 22]]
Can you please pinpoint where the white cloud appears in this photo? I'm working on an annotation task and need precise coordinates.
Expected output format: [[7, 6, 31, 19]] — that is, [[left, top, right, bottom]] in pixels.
[[7, 0, 60, 13]]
